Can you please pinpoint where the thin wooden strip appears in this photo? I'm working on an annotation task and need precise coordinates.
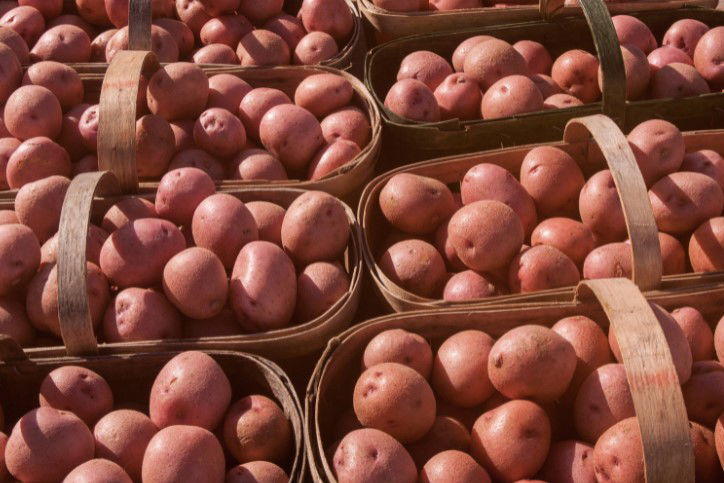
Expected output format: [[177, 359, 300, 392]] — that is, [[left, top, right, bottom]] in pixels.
[[577, 279, 694, 483], [57, 171, 120, 356], [98, 50, 160, 193], [564, 115, 662, 291], [128, 0, 152, 51]]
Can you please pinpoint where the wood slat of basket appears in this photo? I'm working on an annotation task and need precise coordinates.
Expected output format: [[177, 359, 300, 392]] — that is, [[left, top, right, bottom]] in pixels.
[[0, 337, 306, 482], [305, 278, 696, 482]]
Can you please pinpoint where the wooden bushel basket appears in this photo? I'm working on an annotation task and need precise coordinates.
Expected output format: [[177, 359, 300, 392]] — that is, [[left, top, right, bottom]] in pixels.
[[305, 278, 715, 482], [0, 336, 307, 481], [9, 50, 364, 362], [359, 114, 724, 312], [365, 0, 724, 166]]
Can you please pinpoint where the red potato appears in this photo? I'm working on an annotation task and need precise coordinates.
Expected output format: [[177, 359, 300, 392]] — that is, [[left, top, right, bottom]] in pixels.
[[150, 351, 231, 430], [689, 217, 724, 272], [300, 0, 353, 42], [231, 148, 288, 180], [384, 78, 440, 122], [105, 25, 178, 63], [237, 29, 290, 67], [0, 209, 18, 224], [627, 119, 685, 186], [362, 328, 433, 378], [397, 50, 453, 91], [647, 46, 694, 74], [540, 440, 596, 483], [101, 196, 156, 232], [245, 201, 284, 245], [63, 459, 132, 483], [293, 31, 338, 65], [648, 172, 724, 234], [39, 365, 113, 426], [432, 330, 495, 407], [183, 306, 242, 337], [4, 84, 61, 140], [175, 0, 212, 37], [169, 119, 194, 152], [470, 400, 551, 481], [58, 103, 90, 161], [0, 297, 36, 346], [192, 43, 238, 64], [226, 462, 288, 483], [0, 137, 20, 189], [0, 6, 44, 46], [508, 245, 581, 293], [295, 73, 353, 119], [513, 40, 552, 75], [532, 74, 563, 99], [321, 106, 371, 148], [193, 107, 246, 157], [671, 307, 715, 361], [551, 49, 601, 103], [653, 231, 687, 275], [162, 247, 227, 319], [693, 27, 724, 90], [451, 35, 493, 72], [353, 362, 436, 443], [419, 450, 490, 483], [579, 169, 626, 243], [6, 407, 94, 482], [260, 104, 324, 171], [169, 148, 225, 179], [30, 25, 90, 62], [136, 115, 175, 178], [405, 416, 471, 468], [682, 149, 724, 191], [154, 18, 194, 57], [0, 223, 39, 295], [5, 136, 70, 188], [199, 14, 251, 48], [333, 428, 417, 483], [434, 217, 466, 271], [308, 139, 360, 180], [73, 154, 97, 175], [237, 0, 281, 23], [0, 43, 20, 106], [543, 93, 584, 109], [207, 74, 251, 113], [663, 18, 709, 58], [75, 0, 109, 26], [295, 261, 349, 321], [682, 361, 724, 427], [650, 62, 710, 99], [238, 87, 291, 141], [141, 425, 225, 483], [531, 217, 595, 268], [264, 12, 305, 51], [608, 44, 650, 101], [378, 239, 447, 298], [592, 417, 644, 483], [147, 63, 209, 122], [574, 363, 634, 442], [194, 0, 237, 17], [14, 175, 69, 243], [583, 242, 632, 280], [520, 146, 584, 217], [40, 224, 107, 268], [103, 287, 181, 342], [379, 173, 456, 235], [552, 315, 612, 394], [230, 241, 296, 332], [690, 422, 724, 483], [0, 26, 29, 65], [94, 410, 158, 482], [223, 395, 291, 464], [434, 72, 482, 121], [611, 15, 657, 54], [78, 103, 98, 151], [443, 270, 498, 301], [155, 167, 216, 226], [463, 38, 528, 90]]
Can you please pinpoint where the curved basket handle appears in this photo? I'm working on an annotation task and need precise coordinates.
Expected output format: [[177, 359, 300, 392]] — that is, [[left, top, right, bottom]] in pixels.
[[57, 171, 121, 356], [540, 0, 626, 125], [128, 0, 152, 51], [98, 50, 160, 193], [576, 279, 694, 483], [564, 114, 662, 291]]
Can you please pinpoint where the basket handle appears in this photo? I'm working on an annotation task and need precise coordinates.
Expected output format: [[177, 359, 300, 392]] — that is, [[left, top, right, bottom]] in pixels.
[[539, 0, 626, 125], [98, 50, 160, 192], [128, 0, 152, 51], [576, 279, 694, 483], [564, 114, 662, 291]]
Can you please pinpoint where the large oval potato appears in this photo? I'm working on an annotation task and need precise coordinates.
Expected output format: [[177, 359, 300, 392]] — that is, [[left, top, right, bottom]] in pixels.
[[294, 73, 354, 119], [147, 62, 209, 121], [39, 365, 113, 426], [321, 106, 371, 148], [193, 107, 246, 157], [378, 239, 447, 298], [384, 78, 440, 122], [682, 361, 724, 427], [551, 49, 601, 103], [463, 38, 528, 90], [31, 25, 91, 63], [94, 409, 158, 482], [397, 50, 453, 91], [663, 18, 709, 57], [101, 196, 157, 232], [14, 175, 69, 243], [579, 169, 627, 243], [419, 449, 489, 483], [574, 363, 634, 443], [136, 114, 175, 178], [443, 270, 498, 302], [4, 84, 62, 140], [293, 31, 338, 65], [300, 0, 353, 43], [612, 14, 657, 53], [481, 75, 543, 120], [648, 172, 724, 234], [162, 247, 228, 320], [0, 223, 40, 295], [155, 167, 216, 226], [333, 428, 417, 483], [236, 30, 290, 67], [379, 173, 456, 235], [627, 119, 685, 186], [259, 103, 323, 170], [103, 287, 182, 342], [694, 27, 724, 90], [6, 136, 71, 189], [226, 461, 288, 483]]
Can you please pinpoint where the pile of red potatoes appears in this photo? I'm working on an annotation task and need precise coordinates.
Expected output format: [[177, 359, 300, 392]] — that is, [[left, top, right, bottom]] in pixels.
[[383, 16, 723, 122], [375, 118, 724, 301], [0, 0, 354, 65], [0, 351, 293, 482], [330, 306, 724, 482]]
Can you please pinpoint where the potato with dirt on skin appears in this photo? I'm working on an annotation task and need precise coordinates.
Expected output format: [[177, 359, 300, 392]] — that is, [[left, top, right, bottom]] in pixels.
[[295, 73, 354, 120], [0, 223, 39, 295], [531, 218, 595, 268], [354, 361, 436, 443], [4, 84, 62, 140], [379, 173, 456, 235], [551, 50, 600, 103], [647, 46, 694, 74], [142, 425, 225, 483], [540, 440, 596, 483], [663, 18, 709, 58], [481, 74, 543, 119], [682, 360, 724, 427], [31, 25, 91, 63], [103, 287, 182, 342], [694, 27, 724, 91], [378, 239, 447, 298], [508, 245, 580, 293], [432, 330, 495, 408], [226, 462, 289, 483], [448, 200, 524, 273], [321, 106, 371, 148], [300, 0, 353, 43], [147, 63, 209, 122], [39, 365, 113, 426], [199, 14, 252, 48], [193, 107, 246, 158], [520, 146, 584, 217], [223, 395, 291, 464], [281, 190, 349, 264], [296, 261, 350, 322], [671, 307, 715, 361], [419, 449, 490, 483], [63, 458, 132, 483], [260, 104, 323, 171], [385, 78, 440, 122], [5, 407, 94, 482], [434, 72, 482, 121], [362, 328, 433, 378], [397, 50, 453, 91], [333, 428, 417, 483], [578, 169, 626, 244], [689, 217, 724, 273], [651, 62, 710, 99], [488, 324, 577, 402], [443, 270, 498, 302], [293, 31, 338, 65], [237, 29, 290, 67], [94, 410, 158, 482], [463, 38, 528, 90], [230, 240, 297, 332], [246, 201, 284, 245], [471, 399, 551, 481], [649, 172, 724, 235], [14, 175, 69, 243], [155, 167, 216, 226], [552, 315, 612, 393], [0, 297, 36, 346], [612, 15, 657, 54], [682, 149, 724, 191], [162, 247, 228, 320]]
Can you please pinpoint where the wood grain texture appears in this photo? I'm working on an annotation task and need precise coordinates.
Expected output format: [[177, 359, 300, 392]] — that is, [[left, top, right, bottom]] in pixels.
[[128, 0, 152, 51], [564, 115, 662, 290], [57, 172, 120, 356], [577, 279, 694, 483]]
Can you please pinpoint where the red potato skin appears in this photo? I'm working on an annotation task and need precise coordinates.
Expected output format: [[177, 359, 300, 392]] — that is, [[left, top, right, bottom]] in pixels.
[[300, 0, 353, 43], [611, 15, 657, 54], [647, 46, 693, 75], [199, 14, 251, 48], [222, 395, 292, 464], [192, 43, 239, 64], [293, 31, 339, 65], [103, 287, 182, 342], [520, 146, 585, 217], [4, 84, 62, 141], [147, 62, 209, 122], [6, 136, 70, 189], [405, 417, 471, 469], [384, 78, 440, 122], [236, 29, 290, 67], [531, 217, 595, 268], [650, 62, 710, 99], [507, 245, 581, 294], [333, 428, 417, 483], [452, 35, 493, 72], [0, 6, 45, 46], [63, 459, 132, 483], [294, 73, 354, 120], [551, 50, 600, 103], [0, 223, 40, 295], [434, 72, 482, 121], [443, 270, 499, 301], [0, 26, 30, 65], [162, 247, 228, 320], [671, 306, 715, 361], [397, 50, 453, 91], [513, 40, 552, 76], [662, 18, 709, 58], [94, 410, 158, 482], [14, 174, 69, 243], [378, 239, 447, 298], [321, 106, 371, 148], [693, 27, 724, 90], [39, 365, 113, 426], [681, 149, 724, 191], [463, 38, 528, 90], [0, 296, 36, 346], [578, 169, 627, 243], [0, 43, 21, 105], [295, 261, 350, 322], [592, 417, 645, 483], [540, 440, 596, 483], [206, 73, 251, 113], [154, 167, 216, 226], [480, 74, 543, 120], [419, 449, 490, 483], [648, 172, 724, 235], [689, 217, 724, 272], [264, 12, 305, 51], [226, 462, 288, 483], [362, 328, 433, 378], [30, 25, 91, 63], [154, 18, 194, 57]]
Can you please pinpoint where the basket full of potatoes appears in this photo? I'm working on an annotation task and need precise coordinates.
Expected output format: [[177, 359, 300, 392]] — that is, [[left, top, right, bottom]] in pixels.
[[306, 278, 724, 483]]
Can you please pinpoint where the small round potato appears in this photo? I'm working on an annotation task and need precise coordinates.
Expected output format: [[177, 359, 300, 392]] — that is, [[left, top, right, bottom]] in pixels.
[[321, 106, 371, 148], [0, 44, 21, 105], [362, 328, 433, 378], [99, 217, 186, 288], [434, 72, 482, 121], [103, 287, 182, 342], [520, 146, 584, 217], [470, 400, 551, 481], [230, 240, 296, 332], [663, 18, 709, 58], [648, 172, 724, 234], [226, 462, 289, 483], [432, 330, 495, 407], [193, 107, 246, 157], [6, 136, 70, 188], [147, 62, 209, 121], [0, 6, 44, 46], [378, 239, 447, 298], [141, 425, 225, 483], [579, 169, 627, 243], [293, 31, 339, 65], [162, 247, 228, 319], [573, 363, 634, 442], [14, 175, 69, 243], [245, 201, 285, 245], [354, 362, 436, 443], [443, 270, 498, 302], [650, 62, 710, 99], [384, 78, 440, 122], [488, 324, 577, 402], [295, 261, 350, 322], [682, 149, 724, 191], [333, 428, 417, 483], [6, 407, 94, 482], [199, 14, 252, 48], [149, 351, 231, 430], [155, 167, 216, 226], [192, 43, 238, 64], [4, 84, 62, 140], [223, 395, 291, 464], [295, 73, 354, 119], [647, 46, 694, 74], [168, 148, 225, 179], [531, 217, 595, 268], [101, 197, 157, 232], [238, 87, 291, 141], [463, 38, 528, 90], [0, 297, 36, 346], [612, 14, 657, 54], [379, 173, 456, 235], [259, 103, 324, 170], [207, 73, 251, 113], [552, 315, 612, 392], [419, 450, 489, 483], [63, 458, 132, 483], [682, 361, 724, 427], [592, 417, 644, 483], [30, 25, 91, 63], [551, 49, 601, 103], [397, 50, 453, 91], [671, 307, 715, 361], [264, 12, 305, 51], [481, 74, 544, 119], [693, 27, 724, 90], [539, 440, 596, 483], [94, 409, 158, 482], [513, 40, 552, 75], [689, 217, 724, 272], [0, 223, 40, 295], [231, 148, 288, 180], [39, 365, 113, 426], [281, 190, 350, 264], [237, 29, 290, 67], [508, 245, 581, 294]]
